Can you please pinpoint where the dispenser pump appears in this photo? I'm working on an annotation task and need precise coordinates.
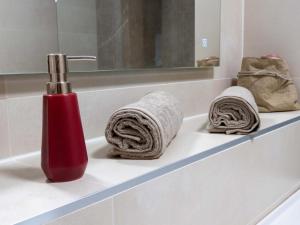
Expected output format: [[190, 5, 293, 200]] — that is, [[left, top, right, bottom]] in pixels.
[[47, 54, 97, 94], [47, 53, 72, 94]]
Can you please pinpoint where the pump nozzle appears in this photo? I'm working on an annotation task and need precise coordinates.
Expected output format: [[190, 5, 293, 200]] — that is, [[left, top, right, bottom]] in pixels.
[[47, 53, 97, 94]]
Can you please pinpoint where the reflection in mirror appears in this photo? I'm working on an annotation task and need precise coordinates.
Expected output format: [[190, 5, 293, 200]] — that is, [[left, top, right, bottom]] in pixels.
[[0, 1, 58, 74], [0, 0, 220, 75], [57, 0, 221, 72]]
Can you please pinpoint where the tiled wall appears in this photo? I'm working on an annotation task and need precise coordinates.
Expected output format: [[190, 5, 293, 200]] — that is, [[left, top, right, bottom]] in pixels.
[[244, 0, 300, 77], [0, 0, 245, 160], [0, 70, 231, 158], [244, 0, 300, 98]]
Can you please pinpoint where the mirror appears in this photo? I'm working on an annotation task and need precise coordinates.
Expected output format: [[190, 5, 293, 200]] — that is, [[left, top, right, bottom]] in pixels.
[[0, 1, 58, 74], [0, 0, 220, 75], [57, 0, 221, 72]]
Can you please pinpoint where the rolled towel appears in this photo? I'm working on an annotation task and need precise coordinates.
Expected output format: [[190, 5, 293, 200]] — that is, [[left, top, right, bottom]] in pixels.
[[208, 86, 260, 135], [105, 91, 184, 159]]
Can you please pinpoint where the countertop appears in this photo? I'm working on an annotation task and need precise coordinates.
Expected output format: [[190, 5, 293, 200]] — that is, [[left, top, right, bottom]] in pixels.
[[1, 111, 300, 225]]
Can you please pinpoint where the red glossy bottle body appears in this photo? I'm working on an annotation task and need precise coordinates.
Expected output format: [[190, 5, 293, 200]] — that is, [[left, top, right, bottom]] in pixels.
[[42, 93, 88, 182]]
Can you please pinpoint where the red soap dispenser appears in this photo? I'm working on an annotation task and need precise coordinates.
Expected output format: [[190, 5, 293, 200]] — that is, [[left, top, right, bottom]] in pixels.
[[42, 54, 88, 182]]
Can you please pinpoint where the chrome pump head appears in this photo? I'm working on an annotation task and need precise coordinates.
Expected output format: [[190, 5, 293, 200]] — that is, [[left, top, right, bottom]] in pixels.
[[46, 54, 97, 94], [47, 53, 72, 94]]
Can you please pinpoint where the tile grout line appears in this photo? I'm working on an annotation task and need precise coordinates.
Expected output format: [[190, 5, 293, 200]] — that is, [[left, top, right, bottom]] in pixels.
[[5, 100, 12, 158], [1, 77, 12, 158], [112, 198, 116, 225]]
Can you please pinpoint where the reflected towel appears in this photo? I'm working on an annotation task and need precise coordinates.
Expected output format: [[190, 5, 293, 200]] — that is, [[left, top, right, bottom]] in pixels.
[[105, 91, 184, 159], [197, 56, 220, 67], [208, 86, 260, 134]]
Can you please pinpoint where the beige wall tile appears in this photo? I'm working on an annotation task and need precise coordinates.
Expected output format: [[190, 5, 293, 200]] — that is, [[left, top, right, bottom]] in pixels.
[[5, 78, 230, 157], [0, 100, 10, 159], [244, 0, 300, 77], [113, 121, 300, 225], [7, 96, 42, 156], [3, 68, 213, 98], [46, 198, 113, 225], [4, 75, 47, 98]]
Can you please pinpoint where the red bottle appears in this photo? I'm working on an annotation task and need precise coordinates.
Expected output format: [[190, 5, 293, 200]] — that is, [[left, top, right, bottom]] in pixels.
[[42, 54, 88, 182]]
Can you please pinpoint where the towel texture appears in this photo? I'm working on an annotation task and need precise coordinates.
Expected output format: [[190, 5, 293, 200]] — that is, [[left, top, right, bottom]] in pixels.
[[197, 56, 220, 67], [237, 57, 300, 112], [208, 86, 260, 135], [105, 91, 184, 159]]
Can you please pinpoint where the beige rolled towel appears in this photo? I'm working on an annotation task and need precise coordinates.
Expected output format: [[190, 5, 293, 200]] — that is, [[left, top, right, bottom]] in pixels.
[[105, 91, 184, 159], [208, 86, 260, 135], [197, 56, 220, 67]]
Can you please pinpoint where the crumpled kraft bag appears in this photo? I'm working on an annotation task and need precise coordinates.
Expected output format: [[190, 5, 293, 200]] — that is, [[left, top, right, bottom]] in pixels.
[[237, 57, 300, 112]]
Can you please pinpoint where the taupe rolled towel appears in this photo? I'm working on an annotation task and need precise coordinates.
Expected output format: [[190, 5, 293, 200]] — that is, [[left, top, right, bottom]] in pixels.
[[197, 56, 220, 67], [208, 86, 260, 135], [105, 91, 184, 159]]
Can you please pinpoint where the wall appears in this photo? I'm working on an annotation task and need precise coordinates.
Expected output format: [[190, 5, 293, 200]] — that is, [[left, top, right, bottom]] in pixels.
[[0, 0, 244, 160], [244, 0, 300, 77]]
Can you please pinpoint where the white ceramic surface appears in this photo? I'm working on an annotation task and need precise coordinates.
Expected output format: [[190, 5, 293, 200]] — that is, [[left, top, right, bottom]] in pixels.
[[258, 191, 300, 225], [46, 199, 113, 225], [0, 112, 300, 224]]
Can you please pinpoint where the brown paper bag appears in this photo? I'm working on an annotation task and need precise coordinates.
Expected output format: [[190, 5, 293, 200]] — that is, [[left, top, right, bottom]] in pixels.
[[237, 57, 300, 112]]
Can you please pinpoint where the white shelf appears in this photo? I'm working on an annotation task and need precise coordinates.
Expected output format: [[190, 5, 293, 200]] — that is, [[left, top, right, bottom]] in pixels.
[[1, 111, 300, 225]]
